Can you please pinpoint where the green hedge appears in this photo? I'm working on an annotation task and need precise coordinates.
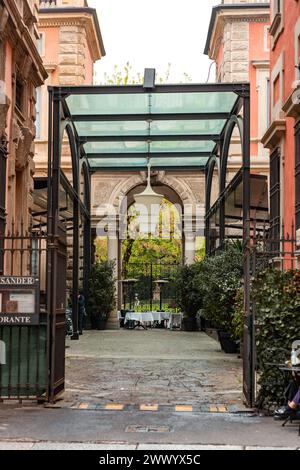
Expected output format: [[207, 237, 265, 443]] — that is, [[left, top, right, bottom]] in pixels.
[[199, 247, 243, 335], [253, 269, 300, 410]]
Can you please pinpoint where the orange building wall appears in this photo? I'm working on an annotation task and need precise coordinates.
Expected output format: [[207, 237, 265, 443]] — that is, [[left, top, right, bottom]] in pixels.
[[41, 27, 60, 83], [270, 1, 300, 233], [249, 22, 270, 157]]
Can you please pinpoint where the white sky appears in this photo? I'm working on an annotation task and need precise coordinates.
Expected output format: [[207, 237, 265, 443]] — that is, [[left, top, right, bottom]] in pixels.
[[88, 0, 220, 84]]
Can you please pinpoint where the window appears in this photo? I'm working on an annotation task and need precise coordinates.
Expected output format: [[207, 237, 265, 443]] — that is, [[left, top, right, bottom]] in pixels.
[[295, 122, 300, 230], [273, 75, 280, 105], [270, 148, 281, 251], [37, 33, 45, 57], [15, 77, 23, 112], [36, 87, 42, 139], [267, 78, 271, 128], [270, 0, 284, 47]]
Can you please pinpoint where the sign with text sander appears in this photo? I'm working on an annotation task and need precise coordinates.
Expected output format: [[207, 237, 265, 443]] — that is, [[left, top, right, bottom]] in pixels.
[[0, 277, 40, 325]]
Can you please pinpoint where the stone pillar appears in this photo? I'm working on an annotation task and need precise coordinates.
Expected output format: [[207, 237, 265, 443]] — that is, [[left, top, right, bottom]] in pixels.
[[106, 235, 120, 330], [59, 25, 86, 86], [184, 233, 196, 265]]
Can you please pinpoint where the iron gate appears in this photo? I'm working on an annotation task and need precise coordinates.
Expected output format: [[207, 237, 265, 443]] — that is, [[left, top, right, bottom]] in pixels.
[[0, 222, 67, 402], [122, 263, 179, 312], [243, 223, 297, 407]]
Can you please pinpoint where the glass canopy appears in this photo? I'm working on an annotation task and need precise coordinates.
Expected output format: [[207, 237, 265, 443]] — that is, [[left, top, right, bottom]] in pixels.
[[62, 85, 241, 170]]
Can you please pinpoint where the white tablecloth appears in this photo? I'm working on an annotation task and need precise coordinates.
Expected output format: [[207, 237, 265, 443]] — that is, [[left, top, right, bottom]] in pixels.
[[124, 312, 154, 324], [124, 311, 182, 326], [151, 311, 170, 322]]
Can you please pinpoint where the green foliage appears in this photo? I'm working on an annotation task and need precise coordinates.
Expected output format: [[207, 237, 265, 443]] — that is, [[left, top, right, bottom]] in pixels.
[[96, 62, 192, 86], [174, 263, 203, 318], [95, 237, 107, 262], [199, 247, 244, 335], [88, 261, 116, 319], [123, 238, 182, 266], [253, 269, 300, 409], [122, 199, 182, 267], [232, 287, 244, 341]]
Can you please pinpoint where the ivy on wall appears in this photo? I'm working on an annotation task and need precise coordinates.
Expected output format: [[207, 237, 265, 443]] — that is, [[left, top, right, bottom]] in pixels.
[[253, 269, 300, 410]]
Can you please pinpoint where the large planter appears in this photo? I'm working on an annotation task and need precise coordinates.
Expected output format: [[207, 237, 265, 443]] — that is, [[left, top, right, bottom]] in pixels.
[[218, 331, 238, 354], [183, 316, 198, 332], [91, 315, 107, 330]]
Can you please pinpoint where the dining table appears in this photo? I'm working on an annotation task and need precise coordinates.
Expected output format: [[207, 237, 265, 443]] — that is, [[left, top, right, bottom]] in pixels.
[[124, 311, 176, 329]]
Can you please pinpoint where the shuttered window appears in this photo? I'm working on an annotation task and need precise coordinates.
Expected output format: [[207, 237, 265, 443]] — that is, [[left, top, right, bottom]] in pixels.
[[295, 122, 300, 230], [270, 148, 281, 251]]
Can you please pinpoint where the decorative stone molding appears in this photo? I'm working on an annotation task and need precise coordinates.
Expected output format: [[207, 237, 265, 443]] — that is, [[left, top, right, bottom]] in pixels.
[[13, 123, 34, 170], [261, 120, 286, 150], [38, 10, 104, 61], [156, 172, 199, 206], [283, 86, 300, 120]]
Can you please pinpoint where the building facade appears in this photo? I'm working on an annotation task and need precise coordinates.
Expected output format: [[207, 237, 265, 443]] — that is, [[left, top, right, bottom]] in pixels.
[[35, 0, 105, 177], [0, 0, 47, 240], [262, 0, 300, 258], [33, 0, 105, 305], [205, 0, 270, 208]]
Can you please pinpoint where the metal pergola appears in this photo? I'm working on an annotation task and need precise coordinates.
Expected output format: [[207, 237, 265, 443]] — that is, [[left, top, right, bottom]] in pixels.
[[46, 77, 254, 404]]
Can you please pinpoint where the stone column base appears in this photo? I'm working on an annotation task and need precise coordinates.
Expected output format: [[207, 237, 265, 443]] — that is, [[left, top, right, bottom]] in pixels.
[[106, 309, 120, 330]]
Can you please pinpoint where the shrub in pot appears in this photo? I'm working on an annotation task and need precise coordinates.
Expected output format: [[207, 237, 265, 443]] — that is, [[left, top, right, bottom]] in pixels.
[[88, 261, 116, 330], [174, 263, 203, 331], [198, 246, 243, 352]]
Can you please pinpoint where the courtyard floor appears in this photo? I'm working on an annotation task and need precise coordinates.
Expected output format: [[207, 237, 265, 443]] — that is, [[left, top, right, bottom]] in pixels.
[[63, 329, 243, 408], [1, 330, 300, 449]]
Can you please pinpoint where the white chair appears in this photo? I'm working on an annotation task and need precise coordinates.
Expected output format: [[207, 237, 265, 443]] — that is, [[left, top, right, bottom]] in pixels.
[[169, 313, 182, 330]]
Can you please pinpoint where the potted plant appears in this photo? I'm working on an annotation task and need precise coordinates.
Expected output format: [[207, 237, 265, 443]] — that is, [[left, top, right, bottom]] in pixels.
[[174, 263, 203, 331], [198, 246, 243, 353], [88, 261, 116, 330]]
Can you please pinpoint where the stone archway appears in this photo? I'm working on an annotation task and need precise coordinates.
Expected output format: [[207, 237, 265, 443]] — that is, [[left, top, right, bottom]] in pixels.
[[91, 170, 205, 329]]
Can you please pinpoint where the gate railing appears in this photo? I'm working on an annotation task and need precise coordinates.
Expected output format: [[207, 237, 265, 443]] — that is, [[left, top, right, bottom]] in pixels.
[[122, 262, 180, 312], [244, 222, 297, 406], [0, 222, 49, 401]]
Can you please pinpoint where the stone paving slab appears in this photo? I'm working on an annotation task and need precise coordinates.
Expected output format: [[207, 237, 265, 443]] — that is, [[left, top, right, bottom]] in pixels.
[[64, 330, 243, 408], [0, 441, 298, 450]]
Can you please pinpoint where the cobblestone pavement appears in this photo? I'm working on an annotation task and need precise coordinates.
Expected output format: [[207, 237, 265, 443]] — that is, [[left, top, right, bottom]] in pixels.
[[63, 330, 243, 407]]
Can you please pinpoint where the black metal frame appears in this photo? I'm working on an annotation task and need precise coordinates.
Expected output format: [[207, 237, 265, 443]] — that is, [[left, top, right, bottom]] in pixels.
[[46, 88, 92, 401], [52, 82, 249, 171], [204, 86, 254, 406], [0, 135, 8, 275], [45, 81, 252, 403]]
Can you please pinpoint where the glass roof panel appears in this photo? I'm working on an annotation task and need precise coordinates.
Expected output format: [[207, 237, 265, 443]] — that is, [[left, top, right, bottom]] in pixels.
[[67, 94, 149, 116], [74, 119, 226, 137], [150, 141, 215, 153], [84, 141, 148, 154], [88, 157, 208, 169], [151, 92, 237, 114], [84, 140, 214, 154], [88, 157, 148, 168], [75, 121, 149, 137], [150, 120, 225, 136], [66, 92, 236, 116], [151, 157, 208, 167]]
